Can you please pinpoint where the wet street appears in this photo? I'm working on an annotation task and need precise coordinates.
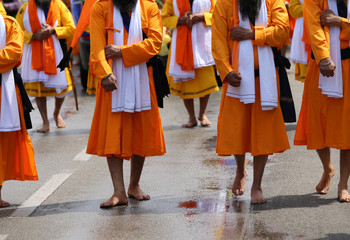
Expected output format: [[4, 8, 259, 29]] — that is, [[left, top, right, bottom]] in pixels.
[[0, 64, 349, 240]]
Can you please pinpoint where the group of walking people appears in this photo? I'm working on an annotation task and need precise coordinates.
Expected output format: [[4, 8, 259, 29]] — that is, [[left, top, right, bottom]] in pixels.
[[0, 0, 350, 209]]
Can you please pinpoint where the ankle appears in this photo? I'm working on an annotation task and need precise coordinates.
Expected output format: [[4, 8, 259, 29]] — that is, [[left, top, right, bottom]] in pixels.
[[128, 183, 140, 189], [236, 169, 247, 176], [251, 183, 262, 191]]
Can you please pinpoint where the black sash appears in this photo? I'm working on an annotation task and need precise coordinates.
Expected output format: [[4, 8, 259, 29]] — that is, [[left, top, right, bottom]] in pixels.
[[0, 68, 34, 130], [121, 11, 170, 108]]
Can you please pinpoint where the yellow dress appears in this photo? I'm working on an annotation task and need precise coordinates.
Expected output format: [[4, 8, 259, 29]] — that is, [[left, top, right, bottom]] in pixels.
[[0, 2, 6, 16], [289, 0, 308, 83], [16, 2, 75, 97], [161, 0, 219, 99]]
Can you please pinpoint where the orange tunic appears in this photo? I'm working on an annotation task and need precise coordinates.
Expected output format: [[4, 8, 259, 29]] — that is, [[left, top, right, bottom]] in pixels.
[[294, 0, 350, 149], [0, 16, 38, 185], [212, 0, 290, 156], [86, 0, 166, 159]]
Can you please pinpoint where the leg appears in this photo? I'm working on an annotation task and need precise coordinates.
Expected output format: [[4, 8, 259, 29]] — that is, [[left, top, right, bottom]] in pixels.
[[198, 94, 211, 127], [35, 97, 50, 133], [100, 156, 128, 208], [53, 96, 66, 128], [232, 154, 248, 196], [0, 185, 10, 208], [182, 98, 197, 128], [251, 155, 268, 204], [316, 148, 335, 194], [339, 150, 350, 202], [128, 155, 150, 200]]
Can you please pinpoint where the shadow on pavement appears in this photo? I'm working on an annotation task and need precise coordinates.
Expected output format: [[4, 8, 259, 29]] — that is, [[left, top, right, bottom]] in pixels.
[[316, 233, 350, 240]]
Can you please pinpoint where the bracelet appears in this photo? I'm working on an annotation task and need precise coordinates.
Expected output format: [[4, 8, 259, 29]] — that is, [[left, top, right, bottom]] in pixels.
[[102, 74, 112, 80], [319, 60, 333, 66]]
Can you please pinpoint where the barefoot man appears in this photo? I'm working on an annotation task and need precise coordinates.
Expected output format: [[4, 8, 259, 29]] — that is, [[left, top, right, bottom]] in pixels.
[[295, 0, 350, 202], [86, 0, 166, 208], [0, 12, 38, 207], [16, 0, 75, 132], [162, 0, 219, 128], [212, 0, 290, 204]]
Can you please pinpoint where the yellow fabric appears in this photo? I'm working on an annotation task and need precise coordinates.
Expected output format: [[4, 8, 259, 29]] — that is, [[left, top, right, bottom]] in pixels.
[[0, 2, 6, 16], [289, 0, 303, 18], [16, 1, 75, 97], [295, 62, 307, 82], [212, 0, 290, 156], [162, 0, 219, 99], [86, 69, 97, 95]]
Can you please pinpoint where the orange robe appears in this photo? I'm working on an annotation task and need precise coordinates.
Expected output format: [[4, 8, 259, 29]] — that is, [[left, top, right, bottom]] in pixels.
[[212, 0, 290, 156], [294, 0, 350, 149], [86, 0, 166, 159], [0, 16, 38, 185]]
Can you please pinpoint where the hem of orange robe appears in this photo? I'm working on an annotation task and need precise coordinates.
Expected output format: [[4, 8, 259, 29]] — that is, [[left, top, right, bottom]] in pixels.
[[216, 148, 289, 157], [295, 141, 350, 151], [86, 151, 166, 160], [1, 176, 39, 182]]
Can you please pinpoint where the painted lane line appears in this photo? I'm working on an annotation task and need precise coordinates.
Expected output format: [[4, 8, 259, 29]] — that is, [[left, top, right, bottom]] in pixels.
[[10, 170, 74, 218], [73, 147, 91, 161], [0, 235, 8, 240]]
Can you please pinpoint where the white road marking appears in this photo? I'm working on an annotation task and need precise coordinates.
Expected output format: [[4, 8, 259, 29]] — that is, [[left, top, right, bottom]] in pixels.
[[73, 148, 91, 161], [9, 170, 74, 218], [0, 235, 8, 240]]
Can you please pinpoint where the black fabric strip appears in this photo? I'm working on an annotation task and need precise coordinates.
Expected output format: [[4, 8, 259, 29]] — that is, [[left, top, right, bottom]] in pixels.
[[311, 47, 350, 60]]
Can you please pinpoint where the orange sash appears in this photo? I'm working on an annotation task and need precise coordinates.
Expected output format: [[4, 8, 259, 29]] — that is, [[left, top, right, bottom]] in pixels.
[[28, 0, 59, 74], [175, 0, 194, 71]]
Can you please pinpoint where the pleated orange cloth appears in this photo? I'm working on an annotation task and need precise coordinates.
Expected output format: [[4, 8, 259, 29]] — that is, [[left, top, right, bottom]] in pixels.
[[212, 0, 290, 156], [86, 0, 166, 159], [0, 16, 38, 185], [294, 0, 350, 149]]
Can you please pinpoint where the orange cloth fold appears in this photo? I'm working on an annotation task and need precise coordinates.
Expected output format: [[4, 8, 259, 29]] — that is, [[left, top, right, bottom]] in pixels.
[[175, 0, 194, 71], [28, 0, 58, 74]]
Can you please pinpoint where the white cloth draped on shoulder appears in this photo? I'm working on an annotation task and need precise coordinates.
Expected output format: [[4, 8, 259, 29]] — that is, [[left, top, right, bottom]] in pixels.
[[169, 0, 214, 83], [290, 0, 308, 64], [111, 0, 151, 113], [318, 0, 350, 98], [226, 0, 278, 111], [0, 14, 21, 132], [21, 5, 67, 94]]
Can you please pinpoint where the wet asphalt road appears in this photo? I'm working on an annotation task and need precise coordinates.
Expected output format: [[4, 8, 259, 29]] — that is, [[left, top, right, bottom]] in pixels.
[[0, 63, 349, 240]]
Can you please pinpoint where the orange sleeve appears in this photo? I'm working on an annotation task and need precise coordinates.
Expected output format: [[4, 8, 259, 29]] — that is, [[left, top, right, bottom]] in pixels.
[[90, 1, 113, 81], [254, 0, 290, 47], [340, 17, 350, 41], [0, 16, 24, 73], [211, 0, 233, 80], [304, 0, 329, 64], [161, 0, 178, 29], [0, 2, 6, 16], [289, 0, 303, 18], [54, 1, 75, 40], [120, 1, 162, 67]]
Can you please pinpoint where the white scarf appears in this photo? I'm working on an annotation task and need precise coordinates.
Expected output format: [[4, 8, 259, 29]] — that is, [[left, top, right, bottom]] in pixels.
[[227, 0, 278, 110], [0, 15, 21, 132], [319, 0, 350, 98], [169, 0, 214, 83], [111, 0, 151, 113], [290, 0, 308, 64], [21, 4, 67, 94]]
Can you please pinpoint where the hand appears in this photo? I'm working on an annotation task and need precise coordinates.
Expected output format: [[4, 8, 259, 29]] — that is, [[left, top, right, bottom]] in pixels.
[[32, 24, 55, 41], [319, 57, 336, 77], [101, 74, 118, 92], [105, 45, 122, 59], [225, 71, 242, 87], [230, 27, 255, 41], [320, 9, 342, 27], [191, 13, 204, 25], [177, 11, 192, 28]]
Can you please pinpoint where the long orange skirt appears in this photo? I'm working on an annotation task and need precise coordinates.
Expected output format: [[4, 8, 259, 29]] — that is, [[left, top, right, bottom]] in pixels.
[[86, 67, 166, 159], [294, 58, 350, 149], [0, 86, 38, 185], [216, 76, 290, 157]]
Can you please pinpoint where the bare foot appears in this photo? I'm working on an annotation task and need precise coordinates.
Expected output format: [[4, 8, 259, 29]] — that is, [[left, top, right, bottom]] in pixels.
[[54, 114, 66, 128], [0, 199, 10, 208], [316, 167, 335, 194], [37, 122, 50, 133], [182, 119, 198, 128], [100, 193, 128, 208], [198, 114, 211, 127], [338, 185, 350, 203], [232, 170, 248, 196], [251, 186, 267, 204], [128, 186, 150, 201]]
